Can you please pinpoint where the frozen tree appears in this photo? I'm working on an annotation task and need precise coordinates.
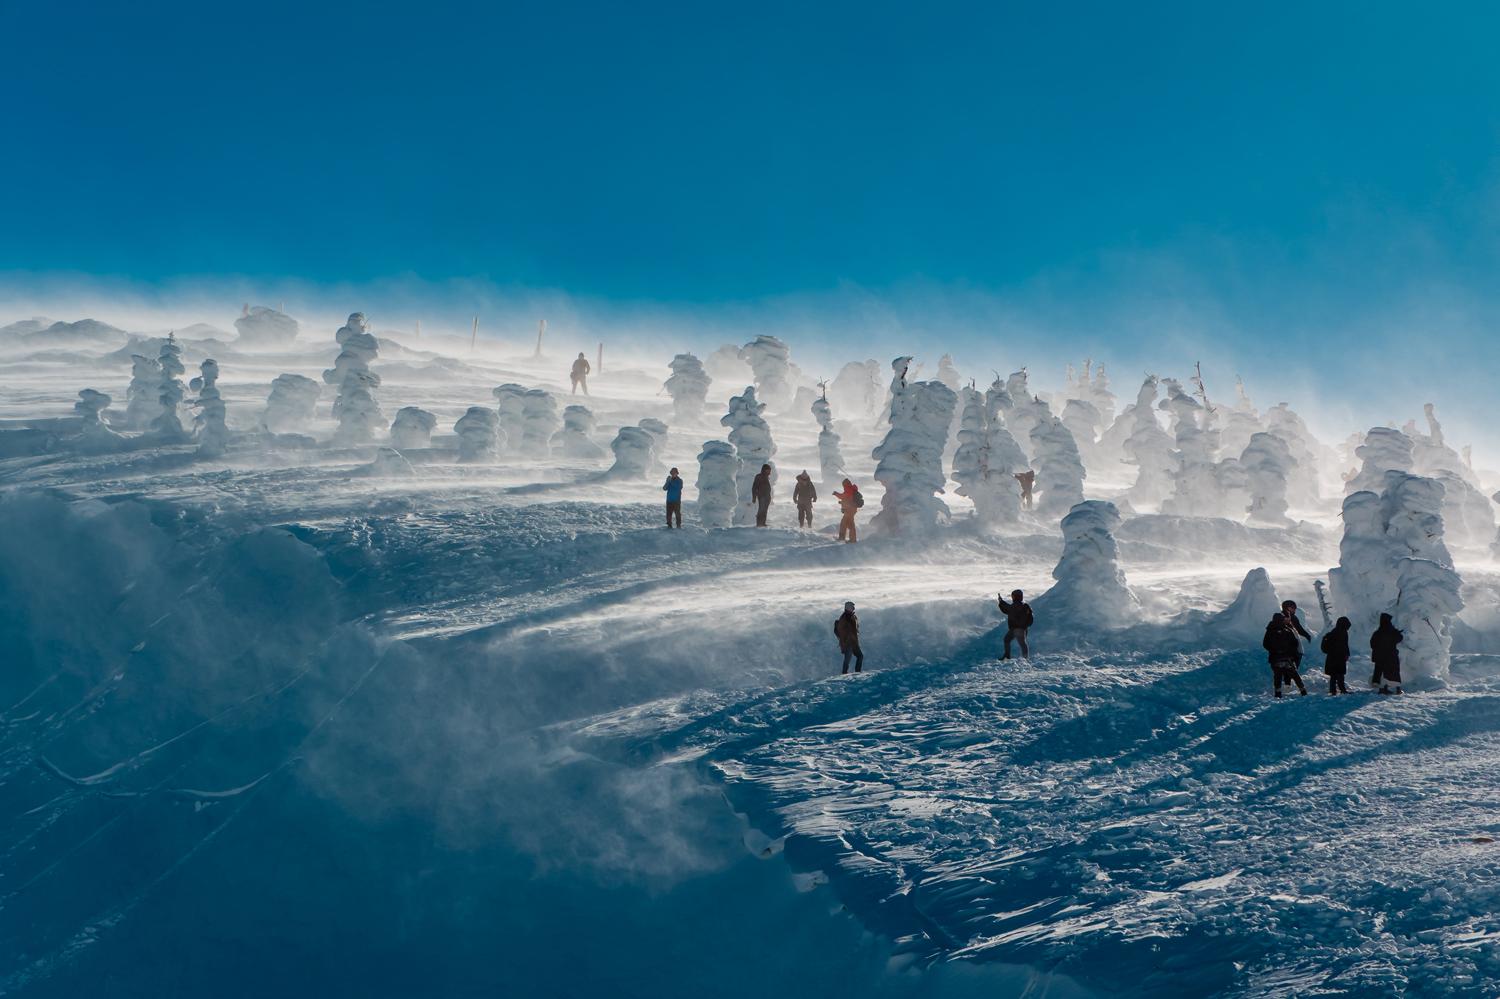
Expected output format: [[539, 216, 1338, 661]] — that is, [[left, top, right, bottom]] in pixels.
[[1209, 567, 1283, 642], [1347, 427, 1413, 494], [1121, 376, 1174, 508], [519, 389, 561, 457], [1029, 403, 1086, 517], [1061, 398, 1103, 468], [389, 407, 437, 449], [870, 379, 958, 535], [696, 440, 738, 528], [829, 359, 885, 421], [739, 335, 794, 409], [261, 374, 321, 434], [607, 425, 657, 478], [811, 389, 846, 488], [1239, 432, 1296, 526], [705, 343, 752, 384], [454, 406, 502, 462], [1032, 500, 1137, 629], [491, 384, 528, 451], [1411, 403, 1495, 548], [663, 353, 712, 420], [935, 354, 962, 391], [151, 334, 188, 437], [1001, 370, 1043, 450], [1264, 403, 1323, 504], [721, 386, 777, 526], [550, 404, 605, 460], [72, 389, 121, 450], [1219, 378, 1263, 460], [233, 304, 300, 348], [190, 359, 228, 456], [952, 387, 1024, 527], [1160, 380, 1224, 517], [123, 353, 162, 430], [362, 447, 416, 477], [323, 313, 383, 443], [1084, 362, 1117, 426], [882, 356, 914, 426]]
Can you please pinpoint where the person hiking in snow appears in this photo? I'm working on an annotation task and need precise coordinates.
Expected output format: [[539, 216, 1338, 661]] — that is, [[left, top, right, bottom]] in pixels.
[[1014, 470, 1036, 511], [1263, 612, 1308, 697], [1280, 600, 1313, 669], [570, 352, 591, 395], [834, 600, 863, 674], [793, 471, 817, 529], [997, 589, 1033, 660], [1370, 613, 1404, 694], [833, 478, 863, 542], [661, 466, 684, 528], [751, 463, 774, 527], [1320, 616, 1352, 694]]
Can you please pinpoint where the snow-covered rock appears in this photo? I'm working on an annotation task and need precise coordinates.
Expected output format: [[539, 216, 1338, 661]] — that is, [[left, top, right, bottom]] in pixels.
[[190, 359, 228, 456], [551, 405, 605, 460], [1033, 499, 1137, 628], [695, 440, 738, 528], [389, 407, 437, 449], [870, 379, 957, 536], [663, 353, 712, 420], [454, 406, 502, 462], [261, 374, 321, 434], [233, 305, 300, 348], [1239, 432, 1296, 526], [721, 386, 776, 526]]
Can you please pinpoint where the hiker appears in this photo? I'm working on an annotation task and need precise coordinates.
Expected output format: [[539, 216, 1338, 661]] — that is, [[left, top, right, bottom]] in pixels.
[[1280, 600, 1313, 670], [793, 471, 817, 529], [661, 466, 684, 528], [570, 352, 591, 395], [997, 589, 1033, 660], [1370, 612, 1404, 694], [1320, 616, 1352, 694], [1262, 612, 1308, 697], [1014, 470, 1036, 510], [751, 463, 773, 527], [834, 600, 863, 674], [833, 478, 863, 542]]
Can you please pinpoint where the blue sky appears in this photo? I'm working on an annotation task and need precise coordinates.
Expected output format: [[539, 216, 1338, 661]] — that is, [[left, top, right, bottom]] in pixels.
[[5, 2, 1500, 440]]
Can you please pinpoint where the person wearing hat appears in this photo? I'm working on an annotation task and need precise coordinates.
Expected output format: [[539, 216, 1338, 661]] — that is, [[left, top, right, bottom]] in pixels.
[[793, 470, 817, 528], [751, 463, 774, 527], [834, 601, 863, 674], [661, 466, 684, 528], [997, 588, 1034, 660]]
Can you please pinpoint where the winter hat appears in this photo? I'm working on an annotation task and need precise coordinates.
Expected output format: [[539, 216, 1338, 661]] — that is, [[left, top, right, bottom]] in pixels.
[[844, 601, 855, 611]]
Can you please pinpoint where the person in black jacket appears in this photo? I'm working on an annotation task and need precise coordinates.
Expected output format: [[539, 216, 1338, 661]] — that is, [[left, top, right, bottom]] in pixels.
[[1280, 600, 1313, 669], [1320, 616, 1352, 694], [1263, 613, 1308, 697], [997, 589, 1033, 660], [1370, 613, 1404, 695], [792, 471, 817, 529], [834, 601, 863, 674], [751, 464, 773, 527]]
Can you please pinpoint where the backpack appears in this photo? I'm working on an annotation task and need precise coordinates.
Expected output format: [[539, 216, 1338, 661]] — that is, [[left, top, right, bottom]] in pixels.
[[853, 490, 864, 509], [1021, 604, 1034, 628], [1319, 633, 1332, 654]]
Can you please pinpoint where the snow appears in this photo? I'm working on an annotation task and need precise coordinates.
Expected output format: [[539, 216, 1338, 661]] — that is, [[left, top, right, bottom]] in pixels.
[[695, 439, 738, 527], [1032, 499, 1138, 628], [739, 335, 794, 410], [232, 304, 300, 347], [870, 377, 957, 535], [454, 405, 502, 461], [664, 352, 712, 420], [1240, 431, 1296, 526], [721, 386, 777, 526], [551, 403, 605, 460], [1027, 401, 1086, 517], [388, 406, 438, 449], [190, 358, 228, 456], [261, 373, 321, 434], [810, 390, 846, 488], [323, 313, 384, 443]]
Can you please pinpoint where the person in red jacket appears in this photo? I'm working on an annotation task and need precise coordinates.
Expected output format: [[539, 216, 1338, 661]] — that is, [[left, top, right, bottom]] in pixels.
[[833, 478, 863, 542]]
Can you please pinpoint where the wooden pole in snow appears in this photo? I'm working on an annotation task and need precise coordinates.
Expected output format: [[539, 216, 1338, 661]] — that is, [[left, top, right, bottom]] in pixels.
[[534, 319, 546, 358], [597, 341, 603, 374], [414, 319, 421, 339], [470, 316, 479, 352]]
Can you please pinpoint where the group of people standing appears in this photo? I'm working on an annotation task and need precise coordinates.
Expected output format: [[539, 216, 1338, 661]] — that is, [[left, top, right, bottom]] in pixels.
[[1262, 601, 1406, 697], [660, 466, 865, 539]]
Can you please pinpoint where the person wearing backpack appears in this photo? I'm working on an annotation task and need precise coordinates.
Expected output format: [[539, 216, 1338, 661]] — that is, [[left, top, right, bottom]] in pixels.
[[997, 588, 1033, 660], [1370, 613, 1404, 694], [1262, 612, 1308, 697], [792, 471, 817, 529], [833, 478, 863, 543], [1320, 616, 1352, 694], [834, 601, 863, 674]]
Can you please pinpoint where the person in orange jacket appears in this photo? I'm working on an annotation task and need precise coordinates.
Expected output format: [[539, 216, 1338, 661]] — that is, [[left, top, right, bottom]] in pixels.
[[833, 478, 863, 542]]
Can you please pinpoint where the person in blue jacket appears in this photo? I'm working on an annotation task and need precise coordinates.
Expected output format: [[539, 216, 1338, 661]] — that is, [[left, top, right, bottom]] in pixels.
[[662, 466, 684, 528]]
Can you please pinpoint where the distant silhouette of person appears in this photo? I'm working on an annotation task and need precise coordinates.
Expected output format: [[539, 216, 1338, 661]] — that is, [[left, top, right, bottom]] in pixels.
[[1370, 613, 1404, 694], [751, 463, 773, 527], [1263, 612, 1308, 697], [662, 466, 684, 528], [793, 471, 817, 528], [570, 352, 591, 395], [1014, 470, 1036, 510], [833, 478, 863, 542], [1320, 616, 1352, 694], [835, 600, 863, 674], [997, 589, 1033, 660]]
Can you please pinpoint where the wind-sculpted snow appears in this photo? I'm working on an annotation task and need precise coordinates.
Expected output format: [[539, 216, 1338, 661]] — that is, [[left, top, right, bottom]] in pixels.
[[151, 335, 187, 438], [739, 335, 794, 409], [1120, 376, 1174, 508], [1239, 431, 1296, 526], [551, 404, 605, 459], [935, 353, 961, 391], [1411, 405, 1496, 548], [695, 439, 738, 527], [828, 359, 885, 423], [519, 388, 561, 457], [492, 383, 528, 450], [721, 386, 776, 525], [1028, 403, 1086, 517], [123, 353, 162, 430], [232, 304, 300, 347], [70, 388, 122, 452], [388, 406, 437, 449], [1265, 402, 1326, 506], [1060, 397, 1102, 468], [454, 405, 502, 461], [1209, 566, 1283, 641], [871, 379, 957, 535], [1160, 379, 1224, 517], [323, 313, 383, 443], [261, 373, 321, 434], [1034, 500, 1137, 627], [952, 387, 1023, 527], [607, 425, 658, 478], [664, 353, 711, 420], [810, 392, 846, 488], [1349, 426, 1414, 494], [190, 359, 228, 456]]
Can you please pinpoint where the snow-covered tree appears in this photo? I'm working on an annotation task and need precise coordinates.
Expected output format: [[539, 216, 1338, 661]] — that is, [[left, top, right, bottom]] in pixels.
[[492, 384, 528, 452], [322, 313, 383, 443], [705, 343, 752, 384], [1264, 403, 1323, 505], [1033, 500, 1137, 629], [389, 407, 437, 449], [607, 425, 657, 478], [952, 387, 1024, 528], [190, 359, 228, 456], [1160, 379, 1224, 517], [519, 389, 561, 457], [1210, 567, 1283, 641], [1061, 398, 1103, 468], [935, 354, 962, 391], [261, 374, 320, 434], [1240, 432, 1296, 526], [151, 334, 188, 438], [829, 359, 885, 421], [870, 379, 958, 535], [695, 440, 738, 528], [123, 353, 162, 430], [811, 389, 846, 488], [1411, 403, 1496, 548], [1347, 426, 1413, 494], [233, 304, 300, 348], [1121, 375, 1174, 508], [1085, 362, 1117, 426], [739, 335, 794, 409], [721, 386, 776, 526], [664, 353, 712, 420], [454, 406, 501, 462], [72, 388, 121, 450], [551, 404, 605, 459], [1029, 403, 1086, 517], [882, 356, 914, 426], [1218, 378, 1263, 461]]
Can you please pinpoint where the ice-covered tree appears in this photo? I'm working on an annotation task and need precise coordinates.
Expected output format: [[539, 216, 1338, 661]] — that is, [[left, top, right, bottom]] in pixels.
[[607, 425, 657, 478], [882, 356, 914, 426], [664, 353, 712, 420], [952, 387, 1024, 527], [190, 359, 228, 456], [261, 374, 320, 434], [1347, 426, 1412, 494], [935, 354, 962, 391], [551, 404, 605, 459], [454, 406, 502, 462], [1121, 376, 1174, 508], [705, 343, 752, 384], [1061, 398, 1103, 468], [233, 304, 300, 348], [1160, 380, 1224, 517], [696, 440, 738, 528], [829, 359, 885, 421], [1265, 403, 1323, 505], [811, 388, 846, 488], [721, 386, 776, 525], [492, 384, 528, 452], [870, 379, 958, 535], [739, 335, 794, 409], [1084, 361, 1117, 426], [322, 313, 383, 443], [151, 333, 188, 438], [1218, 378, 1263, 461], [1029, 403, 1086, 517], [519, 389, 561, 457], [72, 389, 121, 450], [1210, 567, 1283, 641], [1411, 403, 1496, 548], [389, 407, 437, 449], [1001, 370, 1043, 450], [1239, 431, 1296, 526], [123, 353, 162, 430], [1033, 500, 1137, 629]]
